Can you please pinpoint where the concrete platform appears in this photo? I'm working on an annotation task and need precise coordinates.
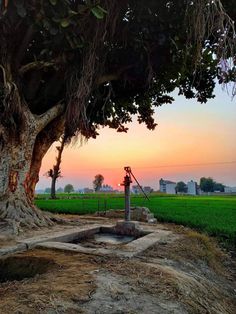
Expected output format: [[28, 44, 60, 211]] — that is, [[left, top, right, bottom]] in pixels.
[[0, 243, 27, 257], [17, 224, 109, 249], [0, 221, 171, 259], [34, 222, 171, 258]]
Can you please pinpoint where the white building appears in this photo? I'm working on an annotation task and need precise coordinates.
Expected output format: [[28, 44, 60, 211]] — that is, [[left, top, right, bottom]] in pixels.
[[224, 186, 236, 193], [143, 186, 153, 194], [159, 179, 176, 193], [132, 185, 142, 194], [187, 180, 197, 195], [166, 183, 177, 194]]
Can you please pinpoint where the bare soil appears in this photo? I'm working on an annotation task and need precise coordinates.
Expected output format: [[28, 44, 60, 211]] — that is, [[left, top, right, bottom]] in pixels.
[[0, 216, 235, 314]]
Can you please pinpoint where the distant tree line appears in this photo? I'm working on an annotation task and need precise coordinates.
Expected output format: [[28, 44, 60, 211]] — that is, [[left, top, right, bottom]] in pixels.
[[44, 184, 74, 194], [43, 173, 106, 195], [199, 177, 224, 193], [43, 176, 225, 195], [175, 177, 225, 193]]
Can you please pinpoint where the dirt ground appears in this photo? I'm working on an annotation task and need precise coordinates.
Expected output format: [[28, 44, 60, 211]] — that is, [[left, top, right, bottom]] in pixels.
[[0, 216, 236, 314]]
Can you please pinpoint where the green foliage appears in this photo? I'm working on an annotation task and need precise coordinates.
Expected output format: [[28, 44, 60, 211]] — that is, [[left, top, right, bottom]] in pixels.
[[64, 184, 74, 193], [200, 177, 225, 192], [176, 181, 187, 193], [49, 0, 57, 5], [91, 5, 107, 19], [1, 1, 235, 141], [93, 174, 104, 192], [200, 177, 215, 192], [213, 182, 225, 192]]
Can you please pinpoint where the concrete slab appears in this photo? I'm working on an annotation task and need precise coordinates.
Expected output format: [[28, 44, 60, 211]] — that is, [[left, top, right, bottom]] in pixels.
[[0, 243, 27, 257], [36, 229, 171, 258], [37, 240, 130, 257], [0, 221, 171, 260], [18, 224, 112, 249], [124, 230, 171, 254]]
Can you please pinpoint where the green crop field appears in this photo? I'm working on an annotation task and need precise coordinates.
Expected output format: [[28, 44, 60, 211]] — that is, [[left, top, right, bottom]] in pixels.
[[35, 194, 236, 246]]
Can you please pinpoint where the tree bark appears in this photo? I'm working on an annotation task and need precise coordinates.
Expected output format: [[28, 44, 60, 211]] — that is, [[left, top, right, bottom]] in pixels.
[[27, 116, 65, 201], [51, 177, 57, 200], [0, 111, 50, 229], [0, 98, 65, 231]]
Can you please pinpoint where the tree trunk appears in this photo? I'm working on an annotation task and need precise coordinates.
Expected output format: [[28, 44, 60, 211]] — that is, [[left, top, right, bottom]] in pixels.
[[50, 136, 65, 199], [51, 177, 57, 199], [27, 116, 65, 201], [0, 99, 64, 232], [0, 122, 52, 229]]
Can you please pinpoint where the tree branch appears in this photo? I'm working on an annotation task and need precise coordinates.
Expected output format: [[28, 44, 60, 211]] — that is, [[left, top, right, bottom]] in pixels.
[[97, 65, 135, 85], [16, 25, 35, 68], [97, 74, 119, 85], [36, 102, 65, 133], [19, 61, 56, 75]]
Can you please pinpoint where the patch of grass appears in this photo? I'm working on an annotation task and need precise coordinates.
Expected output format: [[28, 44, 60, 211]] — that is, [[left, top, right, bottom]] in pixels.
[[147, 197, 236, 247], [182, 231, 225, 273], [142, 230, 226, 275]]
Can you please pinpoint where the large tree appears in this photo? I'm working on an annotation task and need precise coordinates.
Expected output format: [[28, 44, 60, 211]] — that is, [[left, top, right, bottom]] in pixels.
[[64, 184, 74, 194], [200, 177, 225, 192], [200, 177, 215, 193], [176, 181, 187, 193], [0, 0, 235, 230], [93, 174, 104, 192]]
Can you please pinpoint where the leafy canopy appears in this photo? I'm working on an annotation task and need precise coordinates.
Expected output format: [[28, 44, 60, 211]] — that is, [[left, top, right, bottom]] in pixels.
[[93, 174, 104, 192], [0, 0, 235, 141], [200, 177, 225, 192], [176, 181, 187, 193], [64, 184, 74, 193]]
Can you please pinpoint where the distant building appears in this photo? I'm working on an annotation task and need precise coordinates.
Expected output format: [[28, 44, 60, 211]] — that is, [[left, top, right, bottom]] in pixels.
[[132, 185, 142, 194], [166, 183, 177, 194], [83, 188, 94, 193], [100, 184, 114, 192], [224, 186, 236, 193], [159, 179, 176, 194], [187, 180, 198, 195], [143, 186, 154, 194]]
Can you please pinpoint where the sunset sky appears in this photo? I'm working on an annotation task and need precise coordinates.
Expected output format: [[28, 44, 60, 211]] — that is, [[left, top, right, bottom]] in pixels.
[[37, 84, 236, 191]]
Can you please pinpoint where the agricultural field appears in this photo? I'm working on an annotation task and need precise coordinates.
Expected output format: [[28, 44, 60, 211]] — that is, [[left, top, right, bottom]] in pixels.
[[35, 194, 236, 246]]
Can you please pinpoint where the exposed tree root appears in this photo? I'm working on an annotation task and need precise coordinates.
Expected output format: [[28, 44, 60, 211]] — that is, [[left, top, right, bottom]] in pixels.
[[0, 199, 81, 235], [0, 199, 55, 234]]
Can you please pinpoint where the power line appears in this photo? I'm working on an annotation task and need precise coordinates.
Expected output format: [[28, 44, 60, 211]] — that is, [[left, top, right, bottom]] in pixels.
[[132, 161, 236, 169], [75, 161, 236, 171]]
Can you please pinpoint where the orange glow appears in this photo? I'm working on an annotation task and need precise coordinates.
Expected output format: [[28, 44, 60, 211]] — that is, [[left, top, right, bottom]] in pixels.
[[38, 88, 236, 190]]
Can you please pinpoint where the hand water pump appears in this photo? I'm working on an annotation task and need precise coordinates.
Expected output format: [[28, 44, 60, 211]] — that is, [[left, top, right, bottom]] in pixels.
[[121, 167, 149, 221]]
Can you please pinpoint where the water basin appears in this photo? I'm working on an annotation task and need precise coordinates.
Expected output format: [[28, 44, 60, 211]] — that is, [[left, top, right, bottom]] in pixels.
[[92, 233, 135, 244], [71, 232, 136, 248]]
